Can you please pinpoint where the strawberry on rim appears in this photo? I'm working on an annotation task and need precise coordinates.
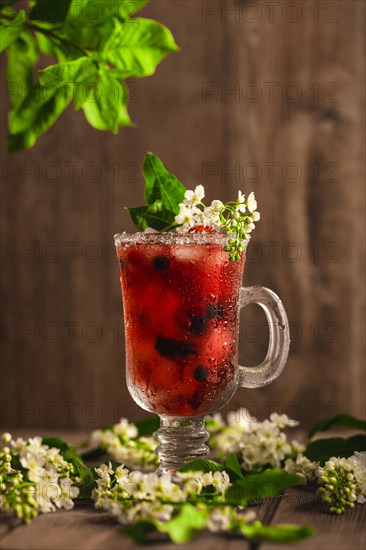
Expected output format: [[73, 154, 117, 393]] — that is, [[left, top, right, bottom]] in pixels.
[[188, 225, 216, 233]]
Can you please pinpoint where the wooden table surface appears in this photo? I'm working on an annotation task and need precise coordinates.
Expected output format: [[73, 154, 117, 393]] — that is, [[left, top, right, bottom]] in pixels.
[[1, 430, 365, 550]]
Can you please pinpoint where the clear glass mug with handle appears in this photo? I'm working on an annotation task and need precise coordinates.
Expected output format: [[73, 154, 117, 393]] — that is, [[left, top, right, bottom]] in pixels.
[[115, 232, 290, 473]]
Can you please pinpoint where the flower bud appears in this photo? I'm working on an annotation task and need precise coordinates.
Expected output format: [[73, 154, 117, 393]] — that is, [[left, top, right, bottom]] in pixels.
[[2, 433, 12, 444], [211, 200, 223, 212]]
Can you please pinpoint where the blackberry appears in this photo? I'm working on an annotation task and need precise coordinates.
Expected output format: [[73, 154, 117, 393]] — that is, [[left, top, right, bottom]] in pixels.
[[189, 316, 207, 335], [153, 255, 170, 271], [190, 303, 223, 335], [206, 303, 223, 320], [155, 336, 195, 357], [193, 365, 208, 382]]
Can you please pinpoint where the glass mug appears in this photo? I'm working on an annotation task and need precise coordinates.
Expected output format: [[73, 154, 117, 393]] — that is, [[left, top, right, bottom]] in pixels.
[[115, 232, 290, 473]]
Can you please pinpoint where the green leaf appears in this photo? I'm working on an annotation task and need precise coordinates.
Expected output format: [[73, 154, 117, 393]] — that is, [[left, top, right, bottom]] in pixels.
[[79, 447, 106, 462], [101, 18, 179, 78], [64, 1, 148, 50], [143, 152, 185, 212], [241, 521, 313, 543], [6, 28, 39, 108], [8, 84, 71, 152], [69, 0, 148, 23], [225, 454, 244, 479], [1, 2, 17, 12], [82, 70, 130, 132], [127, 153, 186, 231], [125, 520, 156, 542], [127, 201, 176, 232], [135, 416, 159, 437], [178, 459, 224, 474], [39, 57, 96, 86], [304, 434, 366, 464], [39, 57, 98, 109], [225, 469, 302, 506], [30, 0, 72, 23], [42, 436, 94, 498], [308, 414, 366, 439], [0, 9, 25, 52], [64, 447, 95, 497], [158, 504, 207, 543]]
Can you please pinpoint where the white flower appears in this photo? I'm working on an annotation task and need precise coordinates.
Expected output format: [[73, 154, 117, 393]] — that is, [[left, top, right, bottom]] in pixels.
[[184, 185, 205, 205], [25, 437, 46, 456], [284, 454, 318, 483], [203, 206, 221, 227], [90, 429, 103, 446], [244, 222, 255, 233], [270, 413, 299, 429], [35, 470, 60, 513], [115, 465, 129, 484], [212, 471, 230, 493], [227, 408, 258, 430], [236, 190, 246, 213], [246, 191, 257, 213], [201, 472, 214, 486], [113, 418, 138, 439], [252, 211, 260, 222], [206, 506, 232, 532], [95, 462, 114, 488], [57, 478, 79, 510], [175, 204, 194, 226], [183, 476, 203, 495], [175, 203, 204, 232], [211, 199, 224, 212], [347, 451, 366, 503], [11, 437, 26, 453], [20, 453, 46, 482]]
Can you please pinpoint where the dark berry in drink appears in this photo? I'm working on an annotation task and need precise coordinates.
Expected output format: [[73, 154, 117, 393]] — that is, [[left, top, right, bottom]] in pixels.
[[153, 255, 170, 271], [155, 336, 196, 357], [193, 365, 208, 382]]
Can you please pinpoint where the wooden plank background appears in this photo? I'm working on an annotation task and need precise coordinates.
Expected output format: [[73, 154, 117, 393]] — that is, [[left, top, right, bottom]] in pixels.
[[0, 0, 365, 430]]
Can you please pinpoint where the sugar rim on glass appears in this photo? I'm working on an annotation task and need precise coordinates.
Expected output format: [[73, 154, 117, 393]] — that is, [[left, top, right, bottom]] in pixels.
[[114, 231, 250, 248]]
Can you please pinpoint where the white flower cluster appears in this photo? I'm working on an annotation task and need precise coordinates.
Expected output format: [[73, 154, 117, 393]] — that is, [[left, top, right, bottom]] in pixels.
[[284, 454, 318, 483], [93, 461, 231, 527], [174, 185, 260, 236], [0, 433, 80, 522], [175, 184, 206, 231], [316, 452, 366, 513], [205, 506, 256, 533], [207, 409, 303, 470], [90, 418, 158, 471]]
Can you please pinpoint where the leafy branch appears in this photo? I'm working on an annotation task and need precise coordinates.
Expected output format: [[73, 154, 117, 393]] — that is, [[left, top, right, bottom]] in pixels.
[[0, 0, 179, 152]]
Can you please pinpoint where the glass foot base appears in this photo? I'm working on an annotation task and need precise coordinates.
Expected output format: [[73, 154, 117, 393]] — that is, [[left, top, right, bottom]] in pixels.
[[155, 416, 209, 474]]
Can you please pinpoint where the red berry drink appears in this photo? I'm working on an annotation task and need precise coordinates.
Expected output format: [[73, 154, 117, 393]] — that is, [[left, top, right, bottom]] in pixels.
[[115, 232, 245, 417]]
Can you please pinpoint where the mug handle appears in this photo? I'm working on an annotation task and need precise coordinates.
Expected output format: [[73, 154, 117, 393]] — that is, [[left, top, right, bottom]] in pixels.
[[239, 286, 290, 388]]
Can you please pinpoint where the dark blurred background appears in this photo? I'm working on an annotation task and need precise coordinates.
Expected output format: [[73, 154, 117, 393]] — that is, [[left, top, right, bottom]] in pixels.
[[1, 0, 365, 431]]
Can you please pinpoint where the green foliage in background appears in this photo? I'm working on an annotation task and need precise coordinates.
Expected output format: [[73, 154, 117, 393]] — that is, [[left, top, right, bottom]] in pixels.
[[0, 0, 179, 152]]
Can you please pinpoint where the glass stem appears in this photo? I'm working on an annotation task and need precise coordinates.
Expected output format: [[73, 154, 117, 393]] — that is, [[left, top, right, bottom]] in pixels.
[[155, 416, 209, 474]]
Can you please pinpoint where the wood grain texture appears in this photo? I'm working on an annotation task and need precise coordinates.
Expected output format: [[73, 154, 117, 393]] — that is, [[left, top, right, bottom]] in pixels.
[[0, 0, 365, 429], [1, 489, 365, 550], [261, 486, 366, 550]]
